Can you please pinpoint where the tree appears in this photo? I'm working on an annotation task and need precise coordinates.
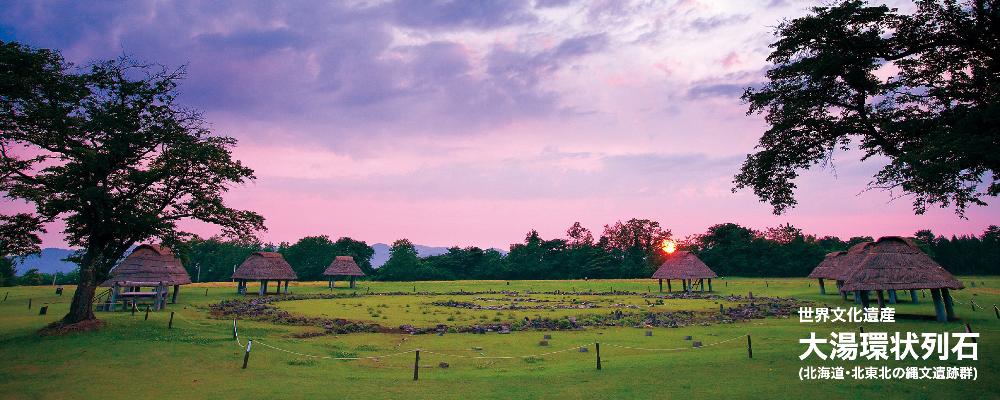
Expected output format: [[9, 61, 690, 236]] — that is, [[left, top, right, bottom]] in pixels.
[[175, 236, 263, 282], [0, 213, 44, 286], [737, 0, 999, 216], [280, 236, 338, 281], [377, 239, 422, 281], [331, 237, 376, 275], [600, 219, 672, 277], [0, 42, 264, 325]]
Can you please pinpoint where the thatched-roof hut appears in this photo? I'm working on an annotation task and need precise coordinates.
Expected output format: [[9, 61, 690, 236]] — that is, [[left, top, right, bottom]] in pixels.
[[323, 256, 365, 288], [651, 251, 718, 292], [807, 251, 846, 295], [100, 244, 191, 311], [233, 252, 298, 295], [842, 236, 964, 321]]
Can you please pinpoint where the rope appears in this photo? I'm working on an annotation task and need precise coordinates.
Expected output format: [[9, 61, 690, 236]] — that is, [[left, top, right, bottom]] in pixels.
[[252, 340, 416, 360], [420, 343, 595, 359], [603, 334, 747, 351]]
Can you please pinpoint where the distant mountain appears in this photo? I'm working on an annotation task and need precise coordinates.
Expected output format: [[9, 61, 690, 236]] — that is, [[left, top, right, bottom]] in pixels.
[[14, 248, 78, 275], [370, 243, 509, 268], [371, 243, 451, 268]]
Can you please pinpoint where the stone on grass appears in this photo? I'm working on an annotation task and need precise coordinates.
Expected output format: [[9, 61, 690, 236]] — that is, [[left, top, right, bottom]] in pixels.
[[539, 340, 549, 346]]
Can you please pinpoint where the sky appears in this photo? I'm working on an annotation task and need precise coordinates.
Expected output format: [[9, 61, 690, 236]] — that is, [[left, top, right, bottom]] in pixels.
[[1, 0, 996, 249]]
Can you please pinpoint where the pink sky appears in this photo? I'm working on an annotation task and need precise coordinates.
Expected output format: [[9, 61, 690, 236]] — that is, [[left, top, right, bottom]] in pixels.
[[1, 0, 996, 249]]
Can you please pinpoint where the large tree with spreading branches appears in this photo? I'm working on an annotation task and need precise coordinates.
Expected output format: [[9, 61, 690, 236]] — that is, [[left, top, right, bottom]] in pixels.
[[737, 0, 999, 216], [0, 41, 265, 326]]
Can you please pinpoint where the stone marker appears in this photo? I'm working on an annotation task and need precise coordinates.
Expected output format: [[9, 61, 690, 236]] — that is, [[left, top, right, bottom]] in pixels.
[[645, 330, 653, 337], [684, 335, 692, 340], [543, 334, 552, 340], [579, 347, 589, 352], [472, 346, 483, 351], [539, 340, 549, 346], [693, 341, 702, 348], [439, 362, 450, 368]]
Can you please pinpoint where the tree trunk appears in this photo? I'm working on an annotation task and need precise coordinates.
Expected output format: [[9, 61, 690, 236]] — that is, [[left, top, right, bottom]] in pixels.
[[63, 266, 98, 323]]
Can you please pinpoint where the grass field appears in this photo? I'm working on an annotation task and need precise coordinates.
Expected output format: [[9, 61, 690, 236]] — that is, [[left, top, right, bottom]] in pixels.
[[0, 277, 997, 399]]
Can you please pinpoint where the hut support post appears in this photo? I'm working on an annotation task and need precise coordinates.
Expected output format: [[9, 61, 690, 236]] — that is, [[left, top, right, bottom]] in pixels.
[[331, 277, 336, 289], [350, 276, 356, 288], [853, 290, 861, 304], [931, 289, 946, 322], [876, 290, 886, 308], [667, 279, 672, 292], [888, 290, 897, 304], [818, 279, 826, 295], [109, 283, 119, 312], [171, 285, 179, 304], [328, 278, 333, 289], [708, 279, 712, 292], [284, 281, 289, 294], [910, 289, 918, 304], [838, 281, 847, 300], [860, 291, 871, 308], [700, 279, 705, 292], [658, 279, 662, 292], [942, 289, 955, 321], [259, 280, 267, 296]]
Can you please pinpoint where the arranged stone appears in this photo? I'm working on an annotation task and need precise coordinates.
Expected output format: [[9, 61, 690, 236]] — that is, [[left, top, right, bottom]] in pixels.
[[539, 340, 549, 346]]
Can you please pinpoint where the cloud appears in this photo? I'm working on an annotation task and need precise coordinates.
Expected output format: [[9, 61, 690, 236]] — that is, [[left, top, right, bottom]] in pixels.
[[686, 83, 749, 99], [690, 14, 750, 32], [387, 0, 537, 30]]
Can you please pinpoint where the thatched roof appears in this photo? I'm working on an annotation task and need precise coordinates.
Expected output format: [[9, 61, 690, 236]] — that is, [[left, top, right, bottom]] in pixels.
[[323, 256, 365, 277], [100, 244, 191, 287], [232, 252, 298, 280], [808, 251, 847, 279], [833, 241, 876, 281], [651, 251, 718, 279], [841, 236, 963, 291]]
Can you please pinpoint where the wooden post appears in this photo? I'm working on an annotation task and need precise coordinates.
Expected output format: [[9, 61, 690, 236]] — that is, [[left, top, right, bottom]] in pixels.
[[667, 280, 672, 292], [859, 326, 864, 333], [131, 302, 137, 316], [3, 291, 7, 302], [28, 298, 32, 309], [876, 290, 886, 308], [994, 304, 999, 319], [860, 291, 871, 308], [818, 278, 826, 295], [171, 285, 180, 304], [168, 312, 175, 329], [658, 279, 663, 292], [350, 276, 356, 288], [144, 305, 150, 320], [39, 306, 48, 315], [596, 342, 601, 370], [942, 288, 955, 320], [242, 340, 252, 369], [719, 304, 724, 314], [931, 289, 946, 322], [853, 290, 861, 304], [413, 350, 420, 381], [233, 319, 238, 339], [259, 280, 266, 296], [700, 279, 705, 292], [707, 279, 712, 292], [888, 290, 897, 304], [910, 289, 918, 304], [746, 335, 752, 359], [964, 323, 977, 343], [284, 280, 289, 294]]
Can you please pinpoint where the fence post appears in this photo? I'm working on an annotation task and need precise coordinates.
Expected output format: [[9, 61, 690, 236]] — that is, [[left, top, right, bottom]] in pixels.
[[3, 291, 7, 302], [168, 312, 175, 329], [859, 326, 865, 334], [746, 335, 752, 359], [233, 319, 238, 340], [28, 298, 32, 309], [39, 306, 48, 315], [994, 305, 999, 319], [965, 324, 977, 344], [596, 343, 602, 370], [413, 350, 420, 381], [242, 340, 253, 369]]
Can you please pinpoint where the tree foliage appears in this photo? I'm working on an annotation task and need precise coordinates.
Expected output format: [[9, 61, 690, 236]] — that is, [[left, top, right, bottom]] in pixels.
[[737, 0, 999, 216], [0, 41, 264, 324]]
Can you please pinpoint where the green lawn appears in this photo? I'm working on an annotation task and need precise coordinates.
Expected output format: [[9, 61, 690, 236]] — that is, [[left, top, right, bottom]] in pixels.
[[0, 277, 997, 399]]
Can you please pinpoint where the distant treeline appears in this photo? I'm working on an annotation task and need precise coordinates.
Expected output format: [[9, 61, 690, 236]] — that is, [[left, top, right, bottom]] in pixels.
[[3, 222, 996, 286], [175, 221, 1000, 282]]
